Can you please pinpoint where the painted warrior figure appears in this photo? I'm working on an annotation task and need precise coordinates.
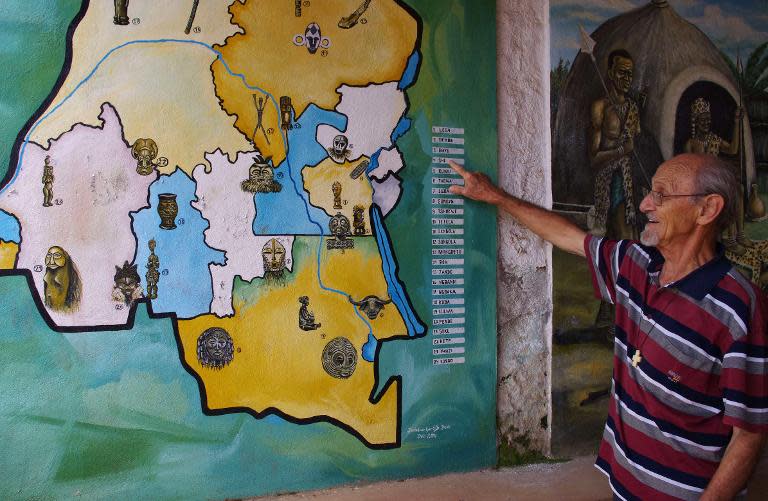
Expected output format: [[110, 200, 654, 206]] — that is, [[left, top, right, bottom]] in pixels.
[[298, 296, 321, 331], [589, 49, 640, 239], [145, 239, 160, 300], [42, 156, 54, 207], [43, 246, 81, 313], [684, 97, 747, 249]]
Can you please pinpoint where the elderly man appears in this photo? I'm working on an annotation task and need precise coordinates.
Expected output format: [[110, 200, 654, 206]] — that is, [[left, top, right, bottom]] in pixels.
[[449, 153, 767, 500]]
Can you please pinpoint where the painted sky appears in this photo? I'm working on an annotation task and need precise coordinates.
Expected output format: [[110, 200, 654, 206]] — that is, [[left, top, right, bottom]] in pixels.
[[551, 0, 768, 67]]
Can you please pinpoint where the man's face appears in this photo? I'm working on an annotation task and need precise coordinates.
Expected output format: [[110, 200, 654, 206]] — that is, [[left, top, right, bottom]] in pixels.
[[639, 161, 702, 249], [609, 56, 633, 94]]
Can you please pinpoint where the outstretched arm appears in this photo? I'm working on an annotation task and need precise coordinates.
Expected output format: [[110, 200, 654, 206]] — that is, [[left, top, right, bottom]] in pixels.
[[700, 427, 767, 500], [448, 161, 586, 257]]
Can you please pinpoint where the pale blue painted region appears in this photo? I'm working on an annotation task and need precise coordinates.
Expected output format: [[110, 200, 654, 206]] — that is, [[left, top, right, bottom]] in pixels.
[[390, 117, 412, 143], [130, 169, 224, 319], [361, 332, 377, 362], [398, 50, 421, 90], [372, 206, 424, 336], [252, 104, 345, 235], [0, 210, 20, 243], [366, 148, 383, 173]]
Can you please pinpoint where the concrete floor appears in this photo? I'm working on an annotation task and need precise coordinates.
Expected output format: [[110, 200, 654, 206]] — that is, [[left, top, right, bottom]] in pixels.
[[259, 453, 768, 500]]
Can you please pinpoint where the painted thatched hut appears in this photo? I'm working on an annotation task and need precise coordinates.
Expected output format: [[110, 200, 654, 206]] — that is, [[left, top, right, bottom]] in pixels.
[[552, 0, 756, 207]]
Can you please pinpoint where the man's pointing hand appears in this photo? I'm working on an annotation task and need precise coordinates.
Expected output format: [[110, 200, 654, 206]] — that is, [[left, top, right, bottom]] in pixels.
[[448, 160, 505, 204]]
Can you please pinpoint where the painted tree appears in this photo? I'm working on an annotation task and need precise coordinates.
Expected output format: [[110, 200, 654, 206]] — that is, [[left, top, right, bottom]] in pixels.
[[722, 42, 768, 100]]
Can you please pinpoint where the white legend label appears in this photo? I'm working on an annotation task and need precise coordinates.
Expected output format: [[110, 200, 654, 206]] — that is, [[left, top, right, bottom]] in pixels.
[[432, 157, 464, 165], [433, 337, 466, 346], [432, 298, 465, 306], [431, 197, 464, 205], [432, 268, 465, 276], [432, 126, 465, 135], [433, 357, 466, 365], [432, 258, 464, 266], [432, 228, 464, 236], [433, 307, 466, 316], [432, 136, 465, 145], [433, 347, 466, 356], [432, 208, 464, 215], [432, 326, 465, 336], [432, 250, 464, 257], [432, 146, 465, 155]]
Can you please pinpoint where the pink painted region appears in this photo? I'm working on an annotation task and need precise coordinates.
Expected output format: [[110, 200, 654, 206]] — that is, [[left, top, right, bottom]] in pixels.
[[0, 103, 156, 327]]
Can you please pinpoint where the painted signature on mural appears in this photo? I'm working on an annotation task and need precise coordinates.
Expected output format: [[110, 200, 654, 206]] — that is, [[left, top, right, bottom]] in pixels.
[[407, 423, 451, 440]]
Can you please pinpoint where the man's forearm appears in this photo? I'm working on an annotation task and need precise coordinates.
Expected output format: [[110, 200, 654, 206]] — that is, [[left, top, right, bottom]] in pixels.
[[447, 160, 587, 256], [701, 428, 767, 500], [491, 191, 587, 257]]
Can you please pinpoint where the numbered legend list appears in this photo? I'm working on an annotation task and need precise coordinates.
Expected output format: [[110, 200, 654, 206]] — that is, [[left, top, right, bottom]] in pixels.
[[431, 125, 466, 366]]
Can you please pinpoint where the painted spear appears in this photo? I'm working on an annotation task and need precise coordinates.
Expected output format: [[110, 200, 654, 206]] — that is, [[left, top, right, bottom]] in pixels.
[[578, 25, 651, 187], [737, 49, 748, 209], [185, 0, 200, 35]]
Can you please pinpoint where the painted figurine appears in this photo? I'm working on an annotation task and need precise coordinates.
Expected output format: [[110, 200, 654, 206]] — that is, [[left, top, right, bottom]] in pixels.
[[145, 239, 160, 300], [298, 296, 321, 331], [42, 156, 54, 207]]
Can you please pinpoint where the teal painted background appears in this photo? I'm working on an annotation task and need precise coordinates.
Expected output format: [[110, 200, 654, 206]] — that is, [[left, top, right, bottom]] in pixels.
[[0, 1, 498, 498]]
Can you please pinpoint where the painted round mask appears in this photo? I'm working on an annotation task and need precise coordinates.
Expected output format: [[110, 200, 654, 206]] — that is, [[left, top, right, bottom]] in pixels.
[[196, 327, 235, 369], [321, 337, 357, 379]]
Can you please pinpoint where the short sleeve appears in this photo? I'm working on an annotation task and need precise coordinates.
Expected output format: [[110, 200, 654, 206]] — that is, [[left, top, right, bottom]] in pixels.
[[584, 235, 626, 305], [721, 290, 768, 432]]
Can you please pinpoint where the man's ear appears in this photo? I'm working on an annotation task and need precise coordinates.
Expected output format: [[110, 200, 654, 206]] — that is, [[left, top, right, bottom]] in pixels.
[[697, 194, 724, 227]]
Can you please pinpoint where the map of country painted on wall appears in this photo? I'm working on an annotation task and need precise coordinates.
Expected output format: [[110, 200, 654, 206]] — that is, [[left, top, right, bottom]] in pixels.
[[0, 0, 426, 447]]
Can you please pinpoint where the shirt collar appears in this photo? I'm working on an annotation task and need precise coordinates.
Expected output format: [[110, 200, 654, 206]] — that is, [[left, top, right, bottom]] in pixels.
[[643, 243, 731, 300]]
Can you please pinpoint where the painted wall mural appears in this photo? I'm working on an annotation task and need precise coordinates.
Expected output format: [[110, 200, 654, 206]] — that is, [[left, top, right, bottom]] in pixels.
[[550, 0, 768, 456], [0, 1, 498, 498]]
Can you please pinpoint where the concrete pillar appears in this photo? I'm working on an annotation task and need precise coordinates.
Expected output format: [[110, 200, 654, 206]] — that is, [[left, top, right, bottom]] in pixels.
[[496, 0, 552, 457]]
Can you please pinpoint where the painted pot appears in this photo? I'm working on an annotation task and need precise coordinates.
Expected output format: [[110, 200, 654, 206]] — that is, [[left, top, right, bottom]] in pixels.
[[157, 193, 178, 230]]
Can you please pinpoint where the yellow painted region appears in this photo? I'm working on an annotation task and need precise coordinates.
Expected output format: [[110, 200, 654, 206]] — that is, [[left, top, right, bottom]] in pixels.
[[211, 0, 418, 166], [0, 241, 18, 269], [177, 238, 407, 445], [303, 156, 373, 234]]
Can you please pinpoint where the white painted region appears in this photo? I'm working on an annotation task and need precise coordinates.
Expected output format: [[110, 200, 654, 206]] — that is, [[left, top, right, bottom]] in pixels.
[[316, 82, 407, 161], [372, 176, 402, 217], [0, 104, 154, 327], [368, 146, 404, 181], [36, 0, 240, 116], [193, 150, 294, 317], [31, 40, 252, 176]]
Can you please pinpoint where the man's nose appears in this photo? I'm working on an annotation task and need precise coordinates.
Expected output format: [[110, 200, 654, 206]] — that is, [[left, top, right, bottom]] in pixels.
[[639, 191, 654, 213]]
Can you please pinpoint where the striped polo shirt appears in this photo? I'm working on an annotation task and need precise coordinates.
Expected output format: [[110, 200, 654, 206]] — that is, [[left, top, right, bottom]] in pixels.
[[584, 235, 768, 500]]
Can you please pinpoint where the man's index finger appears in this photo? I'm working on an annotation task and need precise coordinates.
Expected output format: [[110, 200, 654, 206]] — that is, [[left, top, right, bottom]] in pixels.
[[448, 160, 467, 176]]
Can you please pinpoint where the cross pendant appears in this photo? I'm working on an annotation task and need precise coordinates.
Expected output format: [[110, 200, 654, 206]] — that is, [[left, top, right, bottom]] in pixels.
[[632, 349, 642, 368]]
